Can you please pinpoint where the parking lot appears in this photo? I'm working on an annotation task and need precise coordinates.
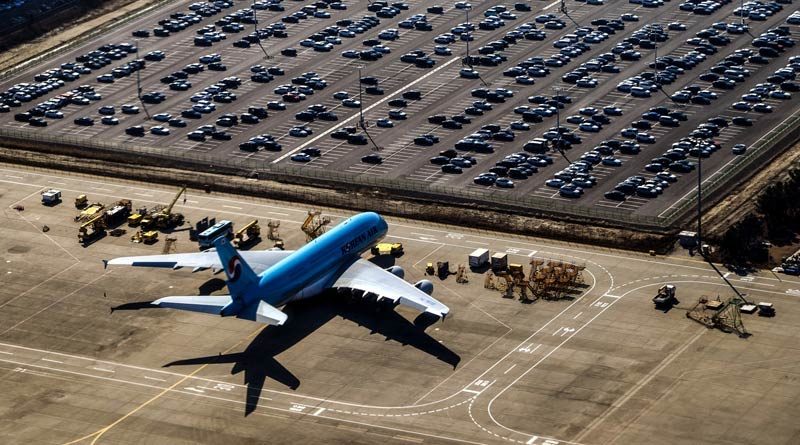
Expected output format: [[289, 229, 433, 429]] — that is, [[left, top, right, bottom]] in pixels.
[[1, 0, 799, 219]]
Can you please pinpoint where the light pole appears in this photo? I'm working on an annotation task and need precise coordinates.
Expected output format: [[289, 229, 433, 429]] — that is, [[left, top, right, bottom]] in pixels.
[[697, 149, 702, 255], [357, 66, 365, 130]]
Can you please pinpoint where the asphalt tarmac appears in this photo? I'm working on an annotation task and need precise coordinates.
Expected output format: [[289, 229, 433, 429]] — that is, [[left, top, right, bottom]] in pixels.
[[1, 164, 800, 444], [1, 0, 799, 220]]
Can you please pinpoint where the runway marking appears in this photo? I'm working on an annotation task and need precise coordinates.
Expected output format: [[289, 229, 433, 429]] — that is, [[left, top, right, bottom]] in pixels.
[[572, 312, 583, 320], [143, 375, 165, 382], [603, 294, 622, 299], [574, 325, 708, 442], [222, 205, 242, 210], [62, 326, 264, 445], [92, 367, 114, 373], [462, 389, 481, 394], [312, 407, 326, 416], [504, 364, 516, 375], [134, 192, 152, 197], [0, 351, 13, 355], [41, 358, 63, 364]]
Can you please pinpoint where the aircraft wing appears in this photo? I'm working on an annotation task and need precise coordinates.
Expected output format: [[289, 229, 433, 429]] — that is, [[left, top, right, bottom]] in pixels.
[[105, 250, 294, 275], [334, 259, 449, 317]]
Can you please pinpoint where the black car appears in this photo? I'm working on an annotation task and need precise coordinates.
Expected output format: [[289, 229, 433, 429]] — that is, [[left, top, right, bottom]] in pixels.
[[361, 153, 383, 164], [125, 126, 145, 136], [182, 109, 202, 119], [29, 117, 47, 127], [74, 116, 94, 126], [604, 190, 627, 201]]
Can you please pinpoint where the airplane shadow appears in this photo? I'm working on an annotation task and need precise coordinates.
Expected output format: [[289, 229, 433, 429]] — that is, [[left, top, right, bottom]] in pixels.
[[159, 292, 460, 416]]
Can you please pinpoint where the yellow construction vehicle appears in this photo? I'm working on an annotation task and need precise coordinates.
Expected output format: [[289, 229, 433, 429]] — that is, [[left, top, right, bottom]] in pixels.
[[371, 242, 403, 256], [127, 213, 144, 227], [75, 194, 88, 209], [131, 230, 159, 244], [426, 262, 435, 275], [78, 214, 107, 245], [233, 220, 261, 248], [75, 203, 105, 222], [141, 186, 187, 230], [301, 210, 331, 241]]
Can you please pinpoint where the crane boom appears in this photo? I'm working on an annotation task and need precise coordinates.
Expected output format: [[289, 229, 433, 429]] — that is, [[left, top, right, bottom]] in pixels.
[[164, 186, 187, 216]]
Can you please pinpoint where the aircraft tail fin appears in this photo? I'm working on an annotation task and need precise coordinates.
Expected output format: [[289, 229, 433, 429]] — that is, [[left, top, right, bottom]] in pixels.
[[213, 236, 259, 312]]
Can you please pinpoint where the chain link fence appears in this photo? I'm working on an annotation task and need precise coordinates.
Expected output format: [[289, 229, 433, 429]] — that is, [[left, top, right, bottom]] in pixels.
[[2, 105, 798, 233]]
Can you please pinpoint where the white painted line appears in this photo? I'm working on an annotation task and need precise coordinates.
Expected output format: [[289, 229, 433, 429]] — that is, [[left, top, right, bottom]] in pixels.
[[267, 211, 289, 216], [223, 205, 242, 210], [273, 56, 461, 163], [504, 364, 516, 375], [723, 272, 731, 278], [603, 294, 622, 299], [528, 250, 538, 257], [461, 389, 481, 394], [41, 358, 63, 364], [5, 175, 23, 179], [92, 367, 114, 373], [527, 437, 539, 445], [411, 232, 437, 238], [573, 312, 583, 320], [92, 187, 112, 192], [0, 351, 13, 355], [544, 0, 560, 9], [552, 327, 562, 336], [134, 192, 152, 197], [185, 387, 205, 393], [312, 407, 326, 416], [143, 375, 166, 382], [465, 240, 489, 245]]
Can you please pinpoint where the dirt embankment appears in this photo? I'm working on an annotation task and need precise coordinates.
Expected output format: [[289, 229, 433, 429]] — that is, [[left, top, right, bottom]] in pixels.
[[0, 0, 161, 74], [0, 146, 676, 253], [703, 141, 800, 240]]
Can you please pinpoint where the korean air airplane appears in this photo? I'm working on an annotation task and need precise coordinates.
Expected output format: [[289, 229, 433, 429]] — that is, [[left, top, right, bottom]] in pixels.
[[105, 212, 449, 325]]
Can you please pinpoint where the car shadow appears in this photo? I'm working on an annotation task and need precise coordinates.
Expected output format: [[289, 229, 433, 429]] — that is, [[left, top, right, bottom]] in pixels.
[[159, 292, 460, 416]]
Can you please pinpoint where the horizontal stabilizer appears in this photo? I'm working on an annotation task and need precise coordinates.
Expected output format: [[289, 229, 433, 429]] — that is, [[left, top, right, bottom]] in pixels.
[[153, 295, 233, 315], [255, 300, 287, 326]]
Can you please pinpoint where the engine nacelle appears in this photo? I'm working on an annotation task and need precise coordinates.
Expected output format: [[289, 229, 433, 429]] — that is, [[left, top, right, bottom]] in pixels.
[[386, 266, 405, 279], [414, 279, 434, 295]]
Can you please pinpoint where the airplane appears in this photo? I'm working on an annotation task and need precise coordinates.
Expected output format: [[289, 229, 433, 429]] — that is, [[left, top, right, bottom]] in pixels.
[[104, 212, 449, 325]]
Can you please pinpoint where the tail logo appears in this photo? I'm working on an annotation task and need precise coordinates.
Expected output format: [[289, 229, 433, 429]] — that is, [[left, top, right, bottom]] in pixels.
[[227, 256, 242, 282]]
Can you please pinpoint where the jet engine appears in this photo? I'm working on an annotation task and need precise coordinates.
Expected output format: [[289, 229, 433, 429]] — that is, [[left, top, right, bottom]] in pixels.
[[386, 266, 405, 279], [414, 279, 434, 295]]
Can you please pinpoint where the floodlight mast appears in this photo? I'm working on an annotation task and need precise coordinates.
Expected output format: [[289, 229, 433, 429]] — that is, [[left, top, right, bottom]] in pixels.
[[357, 66, 381, 152], [252, 0, 274, 60], [134, 42, 151, 120]]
